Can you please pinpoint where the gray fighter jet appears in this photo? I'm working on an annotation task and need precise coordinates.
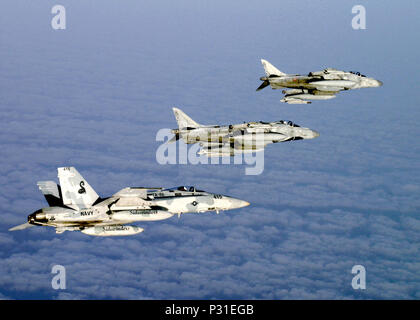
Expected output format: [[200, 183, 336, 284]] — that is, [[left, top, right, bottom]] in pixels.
[[170, 108, 319, 157], [9, 167, 249, 236], [257, 59, 383, 104]]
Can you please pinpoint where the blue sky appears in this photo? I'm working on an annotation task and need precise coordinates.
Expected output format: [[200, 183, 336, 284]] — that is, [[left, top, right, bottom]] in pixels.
[[0, 0, 420, 299]]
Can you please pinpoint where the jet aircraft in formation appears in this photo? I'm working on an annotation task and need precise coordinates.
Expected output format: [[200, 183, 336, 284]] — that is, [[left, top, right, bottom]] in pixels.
[[9, 59, 382, 235], [9, 167, 249, 236], [170, 108, 319, 157], [257, 59, 382, 104]]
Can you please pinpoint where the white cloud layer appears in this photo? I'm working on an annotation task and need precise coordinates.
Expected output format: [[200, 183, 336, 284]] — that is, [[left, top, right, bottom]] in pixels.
[[0, 0, 419, 299]]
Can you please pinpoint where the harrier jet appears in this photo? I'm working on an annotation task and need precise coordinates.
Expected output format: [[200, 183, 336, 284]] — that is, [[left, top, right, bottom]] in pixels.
[[9, 167, 249, 236], [170, 108, 319, 157], [257, 59, 383, 104]]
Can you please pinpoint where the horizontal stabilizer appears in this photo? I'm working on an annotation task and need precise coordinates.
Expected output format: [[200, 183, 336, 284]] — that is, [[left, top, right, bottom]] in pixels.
[[256, 80, 270, 91], [9, 222, 35, 231], [167, 133, 180, 144]]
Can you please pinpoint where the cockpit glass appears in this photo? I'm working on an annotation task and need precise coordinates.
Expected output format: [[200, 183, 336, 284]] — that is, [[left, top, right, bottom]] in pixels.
[[350, 71, 366, 77], [174, 186, 196, 192], [279, 120, 300, 127], [165, 186, 204, 192]]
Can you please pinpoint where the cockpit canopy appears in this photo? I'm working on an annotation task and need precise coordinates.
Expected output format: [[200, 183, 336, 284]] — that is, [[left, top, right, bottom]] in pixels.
[[165, 186, 205, 193], [349, 71, 366, 77], [276, 120, 300, 127]]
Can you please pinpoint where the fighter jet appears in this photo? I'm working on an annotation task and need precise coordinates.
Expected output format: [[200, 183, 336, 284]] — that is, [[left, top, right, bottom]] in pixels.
[[9, 167, 249, 236], [257, 59, 383, 104], [170, 107, 319, 157]]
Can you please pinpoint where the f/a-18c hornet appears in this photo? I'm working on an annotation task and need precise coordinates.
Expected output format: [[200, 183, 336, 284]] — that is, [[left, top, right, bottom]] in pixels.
[[256, 59, 383, 104], [169, 107, 319, 157], [9, 167, 249, 236]]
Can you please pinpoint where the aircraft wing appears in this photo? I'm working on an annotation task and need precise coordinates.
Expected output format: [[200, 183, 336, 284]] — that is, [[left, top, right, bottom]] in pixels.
[[110, 197, 152, 210], [309, 85, 343, 92], [198, 140, 266, 157], [198, 141, 224, 150], [268, 82, 284, 90], [107, 188, 153, 210], [112, 187, 149, 199], [235, 140, 273, 149]]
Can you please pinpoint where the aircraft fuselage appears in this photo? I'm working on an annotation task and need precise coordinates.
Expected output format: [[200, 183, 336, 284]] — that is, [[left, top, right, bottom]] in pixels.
[[174, 121, 318, 145], [27, 190, 249, 229]]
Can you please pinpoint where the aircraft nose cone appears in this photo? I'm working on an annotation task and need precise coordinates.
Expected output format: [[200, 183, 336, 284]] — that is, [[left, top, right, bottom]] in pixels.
[[228, 198, 250, 209], [303, 130, 319, 139], [368, 79, 383, 87]]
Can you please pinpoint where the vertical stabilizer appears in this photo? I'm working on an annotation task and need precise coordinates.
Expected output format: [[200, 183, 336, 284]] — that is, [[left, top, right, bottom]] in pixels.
[[57, 167, 99, 209], [37, 181, 64, 207], [172, 107, 201, 129], [261, 59, 286, 77]]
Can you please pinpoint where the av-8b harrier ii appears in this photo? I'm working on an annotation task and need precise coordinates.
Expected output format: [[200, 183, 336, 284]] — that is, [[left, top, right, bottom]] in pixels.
[[257, 59, 383, 104], [9, 167, 249, 236], [170, 107, 319, 157]]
